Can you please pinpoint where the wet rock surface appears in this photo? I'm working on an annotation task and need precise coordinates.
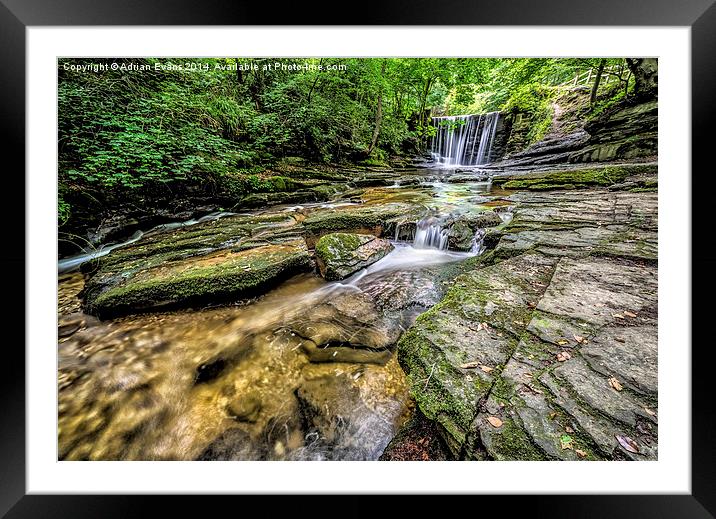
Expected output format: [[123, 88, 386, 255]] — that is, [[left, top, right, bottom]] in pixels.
[[315, 232, 394, 281], [59, 163, 659, 461], [397, 177, 659, 460]]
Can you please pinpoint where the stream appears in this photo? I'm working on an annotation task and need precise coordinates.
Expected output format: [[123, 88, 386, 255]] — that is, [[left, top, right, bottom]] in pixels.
[[58, 170, 513, 461]]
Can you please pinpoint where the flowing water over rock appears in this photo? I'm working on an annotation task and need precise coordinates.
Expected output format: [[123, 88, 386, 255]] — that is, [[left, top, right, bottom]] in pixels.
[[58, 171, 507, 461], [430, 112, 500, 166], [58, 163, 659, 461], [58, 211, 237, 274]]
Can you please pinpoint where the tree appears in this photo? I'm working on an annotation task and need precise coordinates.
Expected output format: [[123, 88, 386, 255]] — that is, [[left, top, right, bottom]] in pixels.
[[626, 58, 658, 100], [366, 60, 386, 157], [590, 58, 607, 105]]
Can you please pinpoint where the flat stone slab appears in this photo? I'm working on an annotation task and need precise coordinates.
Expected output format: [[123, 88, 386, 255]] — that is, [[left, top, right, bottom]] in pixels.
[[493, 163, 656, 190], [303, 203, 418, 239], [398, 182, 659, 461], [493, 190, 657, 261], [470, 255, 658, 461], [88, 240, 312, 317], [397, 253, 557, 456]]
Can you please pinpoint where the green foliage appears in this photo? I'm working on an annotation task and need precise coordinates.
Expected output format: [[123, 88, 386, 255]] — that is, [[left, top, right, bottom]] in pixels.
[[502, 83, 556, 144], [59, 60, 246, 191], [58, 57, 641, 223], [58, 195, 71, 226], [588, 84, 630, 120]]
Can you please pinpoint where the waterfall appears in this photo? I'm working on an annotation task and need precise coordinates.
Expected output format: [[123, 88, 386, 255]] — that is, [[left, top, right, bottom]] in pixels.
[[413, 217, 449, 250], [430, 111, 500, 167]]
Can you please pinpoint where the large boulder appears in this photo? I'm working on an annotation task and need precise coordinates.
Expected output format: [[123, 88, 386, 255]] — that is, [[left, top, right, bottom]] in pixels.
[[86, 240, 311, 317], [315, 232, 394, 281], [287, 288, 400, 364]]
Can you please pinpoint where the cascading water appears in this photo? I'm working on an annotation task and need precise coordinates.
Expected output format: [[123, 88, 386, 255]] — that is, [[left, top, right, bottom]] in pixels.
[[430, 111, 500, 166], [413, 216, 449, 250]]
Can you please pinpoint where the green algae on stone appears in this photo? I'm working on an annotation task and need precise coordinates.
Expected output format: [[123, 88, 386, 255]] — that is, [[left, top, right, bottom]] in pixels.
[[314, 232, 394, 281], [88, 241, 311, 317], [303, 204, 415, 238], [396, 253, 558, 455], [495, 164, 656, 191]]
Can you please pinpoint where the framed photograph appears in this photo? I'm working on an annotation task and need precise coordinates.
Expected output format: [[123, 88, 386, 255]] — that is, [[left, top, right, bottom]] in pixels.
[[4, 0, 713, 516]]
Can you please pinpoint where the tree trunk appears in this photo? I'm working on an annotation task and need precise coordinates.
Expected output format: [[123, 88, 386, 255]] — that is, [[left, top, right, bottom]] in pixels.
[[307, 59, 323, 105], [626, 58, 658, 100], [590, 59, 606, 105], [366, 61, 386, 157], [418, 77, 433, 146]]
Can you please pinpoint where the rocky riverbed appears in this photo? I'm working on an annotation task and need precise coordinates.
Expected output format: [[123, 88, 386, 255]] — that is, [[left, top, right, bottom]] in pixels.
[[58, 162, 658, 461]]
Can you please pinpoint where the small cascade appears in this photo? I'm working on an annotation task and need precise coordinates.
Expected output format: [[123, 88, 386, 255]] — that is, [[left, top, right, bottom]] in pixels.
[[413, 216, 449, 250], [430, 111, 500, 166], [470, 228, 487, 255]]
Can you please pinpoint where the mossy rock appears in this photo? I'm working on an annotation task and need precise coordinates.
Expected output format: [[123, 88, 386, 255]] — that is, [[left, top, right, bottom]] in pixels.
[[396, 253, 558, 456], [87, 240, 311, 317], [303, 204, 415, 238], [315, 232, 393, 281], [494, 164, 657, 191]]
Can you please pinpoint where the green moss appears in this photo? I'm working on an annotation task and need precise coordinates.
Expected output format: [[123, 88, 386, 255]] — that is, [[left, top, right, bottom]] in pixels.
[[89, 245, 311, 317], [304, 205, 409, 236], [496, 164, 657, 191], [310, 184, 345, 199], [314, 233, 363, 262], [397, 325, 486, 435], [488, 414, 547, 461]]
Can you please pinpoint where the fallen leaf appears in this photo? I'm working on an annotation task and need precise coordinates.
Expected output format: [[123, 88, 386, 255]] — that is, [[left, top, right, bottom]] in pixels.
[[560, 434, 574, 450], [615, 434, 640, 454], [644, 407, 656, 417], [575, 449, 587, 458], [573, 334, 587, 344], [548, 412, 557, 420], [460, 361, 481, 369], [565, 426, 574, 433], [612, 313, 625, 319], [476, 322, 490, 332], [487, 416, 503, 428], [513, 320, 523, 325], [615, 337, 626, 343], [480, 365, 494, 373], [556, 351, 571, 362], [557, 339, 570, 346], [609, 377, 623, 391], [624, 311, 637, 318]]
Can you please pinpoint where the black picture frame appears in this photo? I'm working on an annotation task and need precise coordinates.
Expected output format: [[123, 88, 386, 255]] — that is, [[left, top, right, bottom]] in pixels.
[[2, 1, 713, 516]]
